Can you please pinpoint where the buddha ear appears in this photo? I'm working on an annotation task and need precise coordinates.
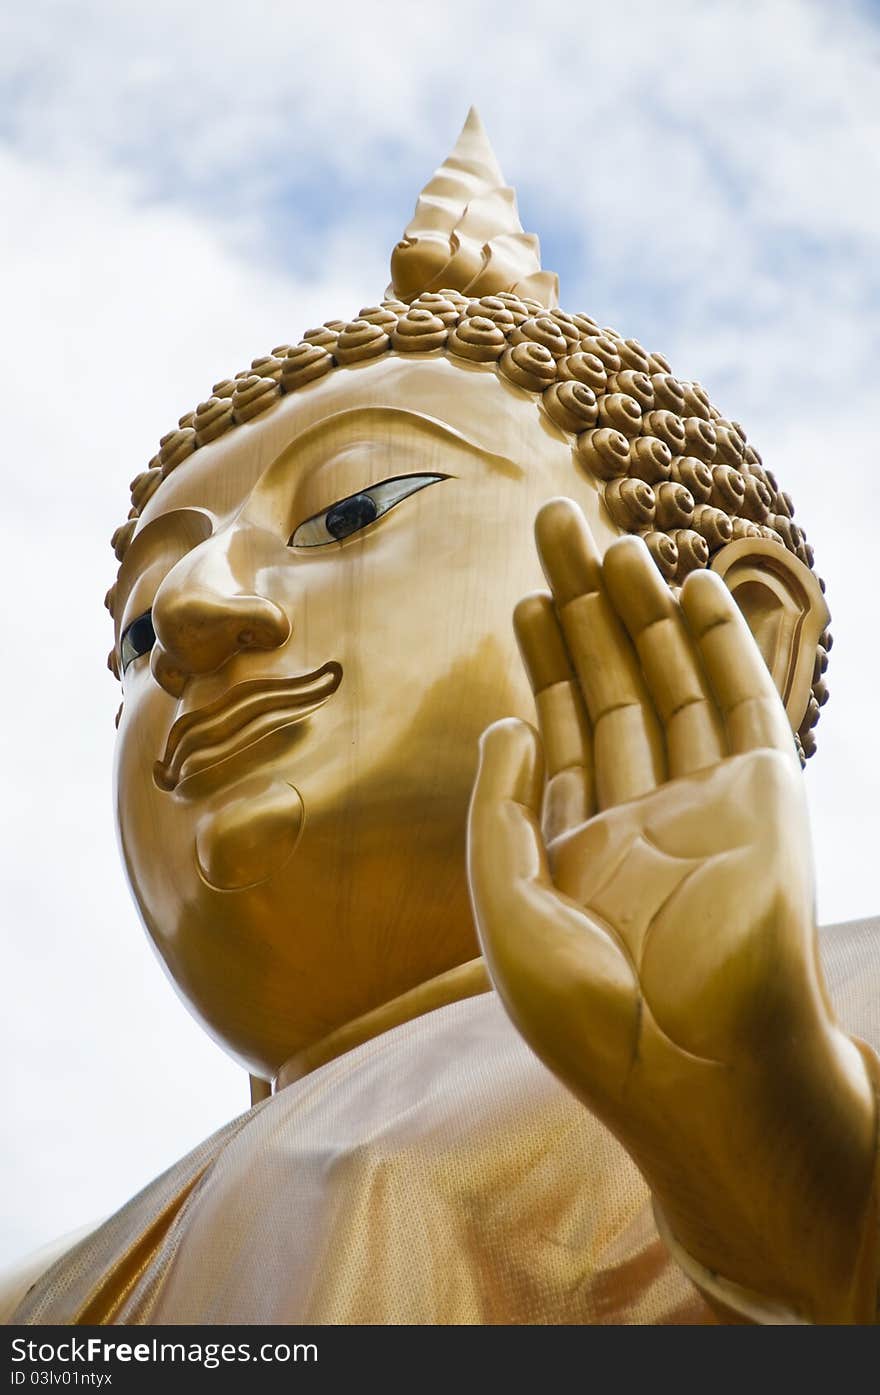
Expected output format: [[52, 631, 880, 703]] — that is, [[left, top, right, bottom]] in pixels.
[[710, 537, 830, 736]]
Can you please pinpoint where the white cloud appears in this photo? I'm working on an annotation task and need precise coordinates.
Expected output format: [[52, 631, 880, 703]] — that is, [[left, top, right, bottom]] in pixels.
[[1, 0, 879, 1264]]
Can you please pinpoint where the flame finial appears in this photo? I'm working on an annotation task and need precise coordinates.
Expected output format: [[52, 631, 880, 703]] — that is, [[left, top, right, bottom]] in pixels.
[[389, 107, 558, 308]]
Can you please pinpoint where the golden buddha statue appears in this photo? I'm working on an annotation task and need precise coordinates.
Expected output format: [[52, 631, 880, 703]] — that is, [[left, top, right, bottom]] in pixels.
[[4, 109, 878, 1325]]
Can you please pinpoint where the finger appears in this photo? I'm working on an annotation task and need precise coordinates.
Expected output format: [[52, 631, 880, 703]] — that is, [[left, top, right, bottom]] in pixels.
[[534, 498, 666, 809], [680, 570, 796, 758], [467, 719, 638, 1092], [514, 592, 595, 839], [468, 718, 547, 890], [602, 536, 726, 777]]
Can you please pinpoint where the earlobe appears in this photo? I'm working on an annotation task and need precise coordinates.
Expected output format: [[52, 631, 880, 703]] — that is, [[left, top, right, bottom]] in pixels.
[[710, 538, 830, 742]]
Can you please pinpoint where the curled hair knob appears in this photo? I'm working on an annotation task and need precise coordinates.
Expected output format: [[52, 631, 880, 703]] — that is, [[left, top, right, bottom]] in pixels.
[[606, 369, 654, 411], [714, 422, 745, 466], [643, 530, 679, 580], [671, 455, 713, 503], [579, 335, 621, 374], [557, 351, 607, 394], [604, 477, 656, 530], [643, 410, 686, 455], [650, 374, 686, 413], [542, 381, 599, 433], [655, 480, 695, 530], [629, 435, 672, 484], [576, 427, 630, 479], [598, 392, 642, 438], [711, 465, 746, 513], [740, 473, 772, 522], [692, 504, 734, 551], [671, 528, 710, 580], [684, 416, 717, 463]]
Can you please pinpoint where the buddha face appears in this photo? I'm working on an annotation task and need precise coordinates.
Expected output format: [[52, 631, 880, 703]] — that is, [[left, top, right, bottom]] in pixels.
[[114, 356, 619, 1076]]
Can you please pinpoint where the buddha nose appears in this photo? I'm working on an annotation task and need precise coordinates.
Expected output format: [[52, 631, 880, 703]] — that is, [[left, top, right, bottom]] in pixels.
[[150, 527, 291, 695]]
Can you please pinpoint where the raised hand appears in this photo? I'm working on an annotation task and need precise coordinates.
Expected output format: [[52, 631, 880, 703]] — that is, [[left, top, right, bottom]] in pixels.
[[468, 498, 878, 1323]]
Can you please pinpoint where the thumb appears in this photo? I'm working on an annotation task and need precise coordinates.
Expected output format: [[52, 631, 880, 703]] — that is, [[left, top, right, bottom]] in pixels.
[[471, 718, 544, 835]]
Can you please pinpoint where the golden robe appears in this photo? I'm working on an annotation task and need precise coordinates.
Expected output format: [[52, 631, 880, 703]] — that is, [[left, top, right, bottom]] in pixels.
[[7, 917, 880, 1325]]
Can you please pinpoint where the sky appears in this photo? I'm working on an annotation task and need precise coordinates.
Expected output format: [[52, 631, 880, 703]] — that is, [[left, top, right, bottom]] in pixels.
[[1, 0, 879, 1266]]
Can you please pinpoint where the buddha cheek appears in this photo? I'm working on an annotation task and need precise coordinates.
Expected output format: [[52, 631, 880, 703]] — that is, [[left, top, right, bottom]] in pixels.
[[115, 735, 184, 936], [115, 695, 206, 937]]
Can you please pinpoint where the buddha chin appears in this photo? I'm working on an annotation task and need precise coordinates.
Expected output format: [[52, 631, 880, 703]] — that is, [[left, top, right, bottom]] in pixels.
[[117, 644, 491, 1079]]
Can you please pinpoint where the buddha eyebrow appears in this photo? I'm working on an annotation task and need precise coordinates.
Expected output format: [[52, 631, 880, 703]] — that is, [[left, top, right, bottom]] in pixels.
[[265, 406, 525, 482]]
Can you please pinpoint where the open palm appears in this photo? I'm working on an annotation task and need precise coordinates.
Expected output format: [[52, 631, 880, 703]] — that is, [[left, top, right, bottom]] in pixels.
[[467, 498, 877, 1322]]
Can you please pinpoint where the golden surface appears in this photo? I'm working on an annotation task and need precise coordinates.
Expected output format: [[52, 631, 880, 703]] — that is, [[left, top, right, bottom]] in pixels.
[[9, 988, 716, 1325], [8, 111, 877, 1325], [8, 925, 880, 1325]]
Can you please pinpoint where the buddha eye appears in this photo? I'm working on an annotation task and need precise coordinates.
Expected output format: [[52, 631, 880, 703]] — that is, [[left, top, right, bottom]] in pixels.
[[289, 474, 445, 548], [120, 610, 156, 674]]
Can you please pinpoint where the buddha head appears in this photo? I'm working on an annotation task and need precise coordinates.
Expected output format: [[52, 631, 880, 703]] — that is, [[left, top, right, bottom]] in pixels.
[[106, 110, 829, 1081]]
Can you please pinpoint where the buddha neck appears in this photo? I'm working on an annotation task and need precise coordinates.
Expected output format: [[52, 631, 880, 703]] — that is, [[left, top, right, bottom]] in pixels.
[[257, 956, 492, 1099]]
